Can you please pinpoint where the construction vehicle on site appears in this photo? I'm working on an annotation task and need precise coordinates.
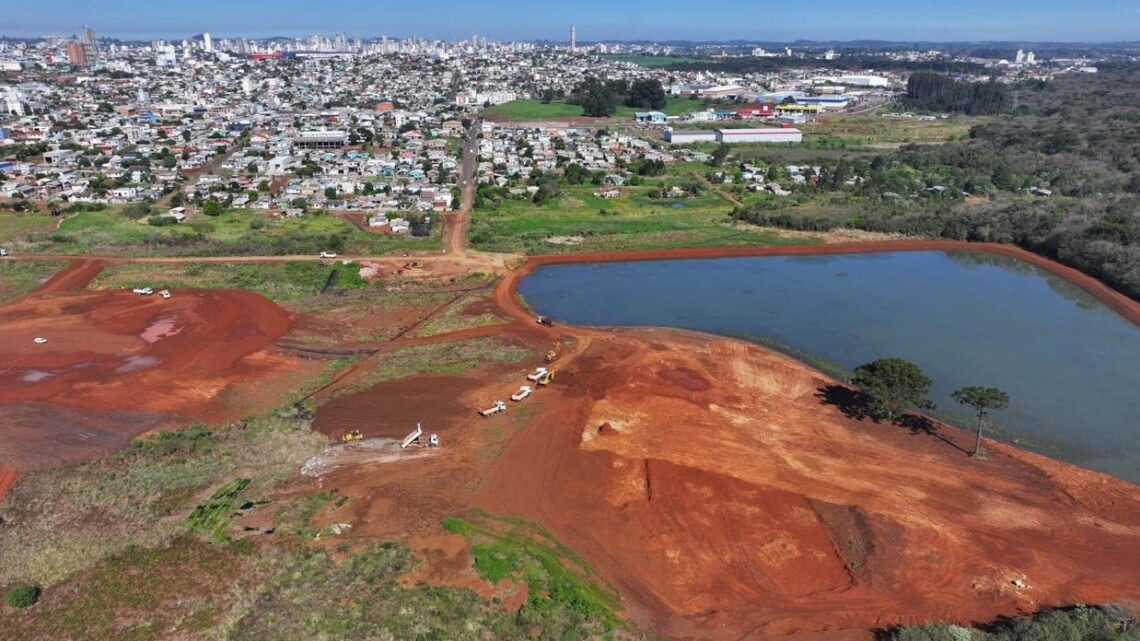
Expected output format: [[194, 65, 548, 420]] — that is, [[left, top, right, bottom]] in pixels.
[[544, 349, 559, 363], [342, 429, 363, 443], [537, 370, 555, 386], [536, 315, 554, 327], [400, 423, 440, 448], [511, 386, 533, 402], [479, 401, 507, 417], [526, 367, 548, 382]]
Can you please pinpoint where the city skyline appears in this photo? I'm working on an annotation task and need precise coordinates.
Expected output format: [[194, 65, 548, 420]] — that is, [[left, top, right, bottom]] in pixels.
[[5, 0, 1140, 42]]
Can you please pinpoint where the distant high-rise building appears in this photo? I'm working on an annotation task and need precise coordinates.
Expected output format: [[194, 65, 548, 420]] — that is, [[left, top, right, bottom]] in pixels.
[[203, 32, 213, 52], [1015, 49, 1025, 63], [570, 25, 576, 52], [66, 42, 88, 66], [1025, 51, 1036, 64], [80, 26, 99, 64]]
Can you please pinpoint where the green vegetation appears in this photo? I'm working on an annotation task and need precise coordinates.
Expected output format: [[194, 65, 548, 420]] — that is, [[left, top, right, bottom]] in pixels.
[[727, 68, 1140, 302], [0, 211, 59, 242], [444, 515, 622, 634], [0, 416, 327, 586], [903, 72, 1009, 115], [20, 207, 436, 257], [5, 584, 40, 609], [91, 261, 366, 302], [889, 606, 1139, 641], [185, 478, 252, 542], [852, 358, 934, 422], [802, 113, 985, 148], [409, 290, 509, 338], [471, 164, 819, 254], [481, 96, 710, 120], [952, 386, 1011, 457], [0, 259, 63, 303], [600, 54, 708, 68], [346, 336, 531, 396]]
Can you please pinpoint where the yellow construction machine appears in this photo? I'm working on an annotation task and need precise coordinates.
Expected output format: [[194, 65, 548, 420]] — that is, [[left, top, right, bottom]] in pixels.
[[341, 429, 363, 443]]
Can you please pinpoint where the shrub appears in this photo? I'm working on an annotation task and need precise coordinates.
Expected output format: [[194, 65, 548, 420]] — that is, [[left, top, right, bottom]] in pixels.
[[6, 584, 41, 608]]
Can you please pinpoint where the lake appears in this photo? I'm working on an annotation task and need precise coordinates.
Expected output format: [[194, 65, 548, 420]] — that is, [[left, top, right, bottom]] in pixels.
[[518, 251, 1140, 484]]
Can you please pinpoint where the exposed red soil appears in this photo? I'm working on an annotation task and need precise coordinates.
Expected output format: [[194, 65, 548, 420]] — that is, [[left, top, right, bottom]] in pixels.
[[474, 330, 1140, 640], [33, 258, 104, 294], [0, 286, 306, 475]]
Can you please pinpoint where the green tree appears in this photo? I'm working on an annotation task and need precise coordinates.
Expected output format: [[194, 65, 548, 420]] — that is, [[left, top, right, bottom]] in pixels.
[[324, 186, 337, 200], [851, 358, 934, 422], [951, 386, 1010, 458], [202, 201, 224, 217], [710, 144, 730, 167], [625, 78, 666, 110], [6, 585, 40, 609]]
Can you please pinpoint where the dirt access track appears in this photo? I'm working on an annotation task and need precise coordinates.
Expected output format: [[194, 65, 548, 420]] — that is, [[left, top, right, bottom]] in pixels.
[[0, 260, 310, 473], [473, 241, 1140, 640]]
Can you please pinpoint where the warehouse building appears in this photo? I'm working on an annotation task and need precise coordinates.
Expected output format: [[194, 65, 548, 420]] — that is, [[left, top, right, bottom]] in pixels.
[[291, 130, 349, 150], [837, 74, 891, 88], [716, 127, 802, 143], [665, 129, 718, 144]]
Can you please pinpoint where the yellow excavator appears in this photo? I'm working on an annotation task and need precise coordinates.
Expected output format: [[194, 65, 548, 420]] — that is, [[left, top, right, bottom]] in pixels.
[[544, 349, 559, 363], [341, 429, 363, 443], [536, 370, 555, 386]]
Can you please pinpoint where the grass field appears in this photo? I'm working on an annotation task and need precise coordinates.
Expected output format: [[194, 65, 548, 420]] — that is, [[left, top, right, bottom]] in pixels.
[[803, 113, 989, 147], [91, 261, 367, 302], [470, 172, 820, 254], [19, 207, 438, 257], [481, 97, 713, 121], [0, 212, 59, 244], [0, 260, 64, 303]]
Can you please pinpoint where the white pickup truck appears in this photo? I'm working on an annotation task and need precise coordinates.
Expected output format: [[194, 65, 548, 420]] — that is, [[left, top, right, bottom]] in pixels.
[[319, 251, 338, 259], [132, 287, 154, 296]]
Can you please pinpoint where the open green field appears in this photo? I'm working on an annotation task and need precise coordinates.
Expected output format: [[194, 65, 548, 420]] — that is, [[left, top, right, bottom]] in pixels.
[[91, 261, 368, 303], [481, 97, 712, 121], [0, 260, 65, 303], [15, 207, 438, 257], [470, 171, 820, 254], [0, 212, 59, 243], [803, 113, 989, 147], [601, 54, 709, 68]]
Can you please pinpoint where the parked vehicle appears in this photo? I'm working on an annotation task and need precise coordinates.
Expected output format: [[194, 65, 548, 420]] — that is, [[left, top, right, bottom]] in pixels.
[[160, 290, 172, 299], [132, 287, 154, 296], [319, 251, 338, 259]]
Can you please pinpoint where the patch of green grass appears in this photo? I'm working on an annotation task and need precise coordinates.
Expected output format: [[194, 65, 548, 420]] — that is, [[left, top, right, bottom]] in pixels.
[[409, 290, 509, 338], [0, 537, 256, 641], [471, 182, 819, 254], [601, 54, 709, 68], [803, 112, 989, 148], [185, 478, 251, 542], [0, 259, 64, 303], [0, 211, 59, 244], [481, 97, 713, 120], [91, 260, 366, 302], [0, 416, 327, 586], [346, 337, 531, 397], [25, 207, 438, 257], [445, 515, 621, 632]]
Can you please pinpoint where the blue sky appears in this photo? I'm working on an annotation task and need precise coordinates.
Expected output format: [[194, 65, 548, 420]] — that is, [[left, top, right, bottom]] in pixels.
[[6, 0, 1139, 42]]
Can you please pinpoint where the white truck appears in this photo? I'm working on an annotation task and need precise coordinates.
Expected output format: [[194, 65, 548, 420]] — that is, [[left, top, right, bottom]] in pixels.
[[132, 287, 154, 296], [479, 401, 507, 417], [526, 367, 548, 382], [511, 386, 533, 402]]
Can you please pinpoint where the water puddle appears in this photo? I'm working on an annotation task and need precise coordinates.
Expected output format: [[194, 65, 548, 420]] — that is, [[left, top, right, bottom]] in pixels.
[[21, 369, 56, 383], [140, 317, 183, 344], [115, 355, 161, 373]]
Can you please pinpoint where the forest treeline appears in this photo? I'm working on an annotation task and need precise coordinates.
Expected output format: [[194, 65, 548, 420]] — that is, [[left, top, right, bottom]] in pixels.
[[902, 72, 1009, 114]]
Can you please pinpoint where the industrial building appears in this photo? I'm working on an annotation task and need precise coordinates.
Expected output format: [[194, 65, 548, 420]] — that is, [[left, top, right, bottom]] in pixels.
[[795, 95, 852, 110], [291, 130, 349, 150], [837, 74, 891, 88], [716, 128, 802, 144], [664, 129, 717, 144]]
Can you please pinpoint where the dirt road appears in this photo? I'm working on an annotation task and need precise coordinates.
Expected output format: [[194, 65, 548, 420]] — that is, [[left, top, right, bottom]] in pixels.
[[442, 120, 480, 256]]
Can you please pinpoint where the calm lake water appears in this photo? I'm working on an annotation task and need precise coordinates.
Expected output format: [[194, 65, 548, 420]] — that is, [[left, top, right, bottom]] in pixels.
[[518, 251, 1140, 484]]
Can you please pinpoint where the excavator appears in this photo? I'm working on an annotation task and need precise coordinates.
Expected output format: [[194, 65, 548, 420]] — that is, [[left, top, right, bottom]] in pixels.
[[544, 347, 559, 363], [536, 370, 555, 386], [341, 429, 363, 443]]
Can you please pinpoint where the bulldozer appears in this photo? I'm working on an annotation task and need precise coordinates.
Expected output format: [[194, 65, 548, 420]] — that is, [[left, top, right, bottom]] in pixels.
[[536, 370, 555, 386], [544, 349, 559, 363], [341, 429, 363, 443]]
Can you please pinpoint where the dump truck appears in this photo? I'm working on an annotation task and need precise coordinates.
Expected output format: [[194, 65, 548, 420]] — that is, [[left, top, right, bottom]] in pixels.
[[526, 367, 548, 382], [479, 401, 507, 417], [511, 386, 533, 402], [536, 370, 555, 386], [342, 429, 363, 443]]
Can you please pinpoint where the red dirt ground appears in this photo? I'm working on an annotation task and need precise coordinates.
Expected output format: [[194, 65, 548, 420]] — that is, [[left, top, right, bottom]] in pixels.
[[0, 276, 309, 476], [474, 330, 1140, 641]]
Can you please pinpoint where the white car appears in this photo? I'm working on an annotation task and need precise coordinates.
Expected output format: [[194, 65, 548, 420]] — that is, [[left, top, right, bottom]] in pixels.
[[0, 248, 8, 257], [132, 287, 154, 296], [319, 251, 338, 259], [160, 289, 172, 299], [33, 337, 47, 344]]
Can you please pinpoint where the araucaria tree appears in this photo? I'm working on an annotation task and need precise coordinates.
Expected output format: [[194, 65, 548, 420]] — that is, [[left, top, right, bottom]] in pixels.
[[851, 358, 934, 422], [951, 386, 1010, 458]]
